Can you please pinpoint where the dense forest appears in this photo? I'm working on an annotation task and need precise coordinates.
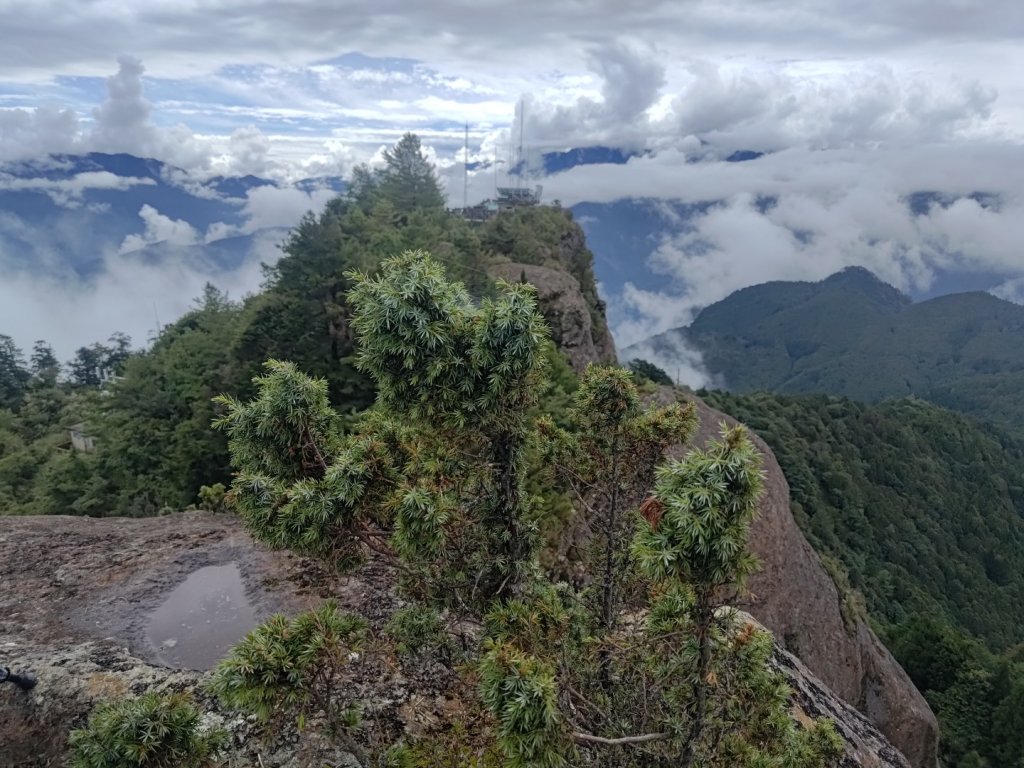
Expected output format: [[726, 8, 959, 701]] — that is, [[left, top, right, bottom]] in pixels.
[[704, 390, 1024, 766], [0, 135, 600, 518], [634, 266, 1024, 434]]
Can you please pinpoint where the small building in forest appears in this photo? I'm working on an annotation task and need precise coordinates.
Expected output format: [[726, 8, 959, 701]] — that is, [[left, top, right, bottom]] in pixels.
[[68, 423, 96, 453]]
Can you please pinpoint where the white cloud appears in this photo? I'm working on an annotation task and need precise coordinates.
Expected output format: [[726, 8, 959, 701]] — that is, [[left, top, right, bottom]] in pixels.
[[0, 170, 156, 207], [993, 277, 1024, 305], [0, 104, 81, 161], [239, 184, 337, 231], [218, 125, 274, 177], [119, 204, 199, 253], [91, 56, 156, 156], [0, 231, 283, 361], [618, 335, 718, 391]]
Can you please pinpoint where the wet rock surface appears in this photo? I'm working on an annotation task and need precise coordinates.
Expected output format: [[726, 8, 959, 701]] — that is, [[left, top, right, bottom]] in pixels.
[[0, 512, 309, 665], [0, 512, 398, 767]]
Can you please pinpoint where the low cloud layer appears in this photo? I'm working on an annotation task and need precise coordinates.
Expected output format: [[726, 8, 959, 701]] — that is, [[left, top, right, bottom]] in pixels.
[[0, 170, 156, 207], [553, 142, 1024, 368], [1, 3, 1024, 373], [0, 232, 282, 361]]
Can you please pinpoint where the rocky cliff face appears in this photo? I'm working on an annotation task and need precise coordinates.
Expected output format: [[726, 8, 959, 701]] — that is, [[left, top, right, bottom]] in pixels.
[[484, 207, 617, 372], [489, 261, 616, 372]]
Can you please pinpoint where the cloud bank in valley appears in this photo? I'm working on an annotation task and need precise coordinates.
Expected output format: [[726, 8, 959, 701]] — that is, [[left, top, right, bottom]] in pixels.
[[2, 1, 1024, 371], [0, 230, 286, 362]]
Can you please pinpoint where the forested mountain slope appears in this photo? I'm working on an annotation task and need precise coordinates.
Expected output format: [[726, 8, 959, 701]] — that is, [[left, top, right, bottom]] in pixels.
[[632, 267, 1024, 432], [704, 390, 1024, 766]]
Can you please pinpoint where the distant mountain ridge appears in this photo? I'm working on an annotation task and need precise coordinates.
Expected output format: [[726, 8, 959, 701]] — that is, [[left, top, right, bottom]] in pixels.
[[629, 266, 1024, 432], [0, 152, 345, 278]]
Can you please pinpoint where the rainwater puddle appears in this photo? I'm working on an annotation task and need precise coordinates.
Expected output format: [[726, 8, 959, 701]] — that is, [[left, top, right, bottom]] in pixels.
[[146, 563, 256, 670]]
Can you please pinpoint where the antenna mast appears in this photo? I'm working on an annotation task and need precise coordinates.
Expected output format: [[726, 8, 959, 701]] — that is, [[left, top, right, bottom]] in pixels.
[[463, 122, 469, 210], [518, 98, 525, 188], [152, 301, 162, 339]]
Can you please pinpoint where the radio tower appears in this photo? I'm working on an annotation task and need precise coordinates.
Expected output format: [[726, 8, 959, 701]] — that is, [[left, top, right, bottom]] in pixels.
[[517, 98, 525, 188], [463, 122, 469, 210]]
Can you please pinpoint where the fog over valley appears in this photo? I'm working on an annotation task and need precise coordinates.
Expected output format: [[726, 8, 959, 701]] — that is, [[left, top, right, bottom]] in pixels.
[[4, 1, 1024, 366]]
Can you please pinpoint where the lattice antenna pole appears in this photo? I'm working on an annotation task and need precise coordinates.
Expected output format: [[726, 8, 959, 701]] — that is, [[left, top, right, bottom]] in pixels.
[[518, 98, 525, 188]]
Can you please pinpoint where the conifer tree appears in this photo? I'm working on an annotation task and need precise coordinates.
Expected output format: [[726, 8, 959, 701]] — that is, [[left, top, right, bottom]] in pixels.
[[68, 692, 225, 768], [209, 602, 366, 750], [216, 250, 548, 607], [377, 133, 446, 213], [633, 425, 763, 766], [540, 364, 696, 634], [347, 249, 548, 603], [29, 340, 60, 387], [213, 360, 390, 563], [631, 425, 840, 767], [0, 334, 29, 410]]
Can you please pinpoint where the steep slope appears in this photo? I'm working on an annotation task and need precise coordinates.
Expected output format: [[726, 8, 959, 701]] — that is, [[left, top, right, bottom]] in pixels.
[[683, 394, 938, 768], [703, 392, 1024, 651], [703, 390, 1024, 766], [629, 267, 1024, 431]]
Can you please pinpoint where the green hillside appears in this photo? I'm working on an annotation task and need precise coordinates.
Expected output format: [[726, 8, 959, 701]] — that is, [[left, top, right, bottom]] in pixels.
[[704, 390, 1024, 766], [638, 268, 1024, 432]]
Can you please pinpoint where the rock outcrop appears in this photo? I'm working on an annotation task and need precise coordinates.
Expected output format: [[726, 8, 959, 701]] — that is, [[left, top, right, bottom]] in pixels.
[[489, 261, 616, 372], [736, 611, 911, 768], [2, 513, 911, 767], [686, 395, 939, 768], [0, 513, 411, 767]]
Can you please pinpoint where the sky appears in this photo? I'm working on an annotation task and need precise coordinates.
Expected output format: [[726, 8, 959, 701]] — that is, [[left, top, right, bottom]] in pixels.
[[2, 1, 1024, 378]]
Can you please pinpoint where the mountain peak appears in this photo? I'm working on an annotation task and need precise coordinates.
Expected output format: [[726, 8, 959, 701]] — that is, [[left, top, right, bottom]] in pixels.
[[822, 266, 910, 308]]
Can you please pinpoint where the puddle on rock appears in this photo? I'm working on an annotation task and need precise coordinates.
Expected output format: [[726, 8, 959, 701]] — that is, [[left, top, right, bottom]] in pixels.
[[146, 563, 256, 670]]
